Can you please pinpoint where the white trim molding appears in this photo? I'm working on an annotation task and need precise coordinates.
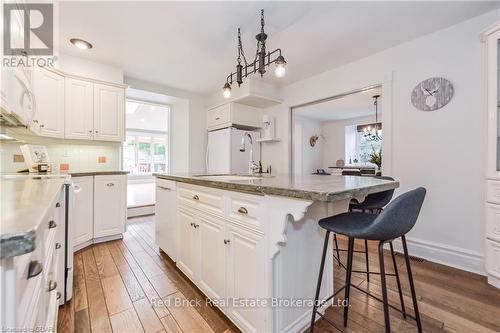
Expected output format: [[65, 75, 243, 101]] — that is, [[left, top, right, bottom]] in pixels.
[[391, 237, 485, 276]]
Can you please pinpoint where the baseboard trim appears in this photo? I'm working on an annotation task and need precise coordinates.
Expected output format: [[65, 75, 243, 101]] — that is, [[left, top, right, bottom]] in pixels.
[[73, 234, 123, 252], [128, 205, 155, 218], [391, 237, 485, 276]]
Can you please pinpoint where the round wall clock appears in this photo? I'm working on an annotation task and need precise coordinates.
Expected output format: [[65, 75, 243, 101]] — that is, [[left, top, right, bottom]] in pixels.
[[411, 77, 454, 111]]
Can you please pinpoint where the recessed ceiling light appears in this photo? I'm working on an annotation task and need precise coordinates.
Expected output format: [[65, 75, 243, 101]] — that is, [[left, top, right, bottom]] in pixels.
[[70, 38, 93, 50]]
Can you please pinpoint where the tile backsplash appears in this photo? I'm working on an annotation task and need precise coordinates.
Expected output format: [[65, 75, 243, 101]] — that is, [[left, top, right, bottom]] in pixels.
[[0, 133, 121, 173]]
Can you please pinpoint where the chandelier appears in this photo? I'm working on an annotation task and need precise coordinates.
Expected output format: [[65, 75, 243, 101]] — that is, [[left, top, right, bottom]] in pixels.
[[363, 95, 382, 142], [222, 9, 287, 99]]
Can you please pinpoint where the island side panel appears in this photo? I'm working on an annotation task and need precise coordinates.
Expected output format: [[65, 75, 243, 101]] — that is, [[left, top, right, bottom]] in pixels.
[[268, 197, 351, 333]]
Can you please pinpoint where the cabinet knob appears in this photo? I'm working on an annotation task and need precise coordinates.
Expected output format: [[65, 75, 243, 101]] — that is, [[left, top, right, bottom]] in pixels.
[[190, 222, 195, 227], [89, 130, 93, 133], [215, 117, 220, 120], [49, 220, 57, 229], [32, 119, 38, 123], [56, 292, 62, 300], [40, 124, 44, 128], [107, 183, 115, 187], [55, 242, 62, 249], [192, 195, 199, 200], [48, 280, 57, 292], [56, 202, 61, 208], [237, 207, 248, 214], [95, 130, 99, 133], [194, 223, 199, 228], [27, 260, 43, 279], [224, 239, 230, 244]]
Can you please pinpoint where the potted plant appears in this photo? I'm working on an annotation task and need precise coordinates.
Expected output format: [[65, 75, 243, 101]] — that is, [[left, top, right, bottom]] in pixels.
[[370, 147, 382, 169]]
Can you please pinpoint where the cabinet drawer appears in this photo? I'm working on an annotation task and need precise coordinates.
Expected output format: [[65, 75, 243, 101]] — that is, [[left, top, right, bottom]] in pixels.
[[486, 203, 500, 242], [486, 239, 500, 279], [156, 178, 177, 191], [229, 193, 262, 231], [207, 104, 231, 130], [487, 180, 500, 204], [178, 184, 223, 216]]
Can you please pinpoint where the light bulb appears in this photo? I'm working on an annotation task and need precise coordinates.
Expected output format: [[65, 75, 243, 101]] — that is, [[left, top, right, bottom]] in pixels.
[[70, 38, 93, 50], [274, 55, 287, 78], [222, 83, 231, 99]]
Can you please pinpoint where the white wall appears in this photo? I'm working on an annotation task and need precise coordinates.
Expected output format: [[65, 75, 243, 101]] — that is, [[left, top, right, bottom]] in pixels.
[[321, 115, 376, 167], [294, 116, 324, 175], [124, 77, 207, 173], [254, 10, 500, 274]]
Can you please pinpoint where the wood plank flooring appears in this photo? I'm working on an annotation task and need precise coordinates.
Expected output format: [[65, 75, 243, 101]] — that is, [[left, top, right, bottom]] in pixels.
[[59, 216, 500, 333]]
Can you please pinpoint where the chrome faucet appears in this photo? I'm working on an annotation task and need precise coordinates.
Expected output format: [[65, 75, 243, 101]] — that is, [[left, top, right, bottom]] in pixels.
[[240, 132, 260, 175]]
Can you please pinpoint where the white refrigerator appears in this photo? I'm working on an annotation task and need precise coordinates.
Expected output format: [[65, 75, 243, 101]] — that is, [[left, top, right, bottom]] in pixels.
[[207, 127, 261, 174]]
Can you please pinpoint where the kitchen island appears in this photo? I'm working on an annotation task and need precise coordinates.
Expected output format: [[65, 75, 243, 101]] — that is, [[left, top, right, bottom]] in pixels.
[[153, 173, 398, 333]]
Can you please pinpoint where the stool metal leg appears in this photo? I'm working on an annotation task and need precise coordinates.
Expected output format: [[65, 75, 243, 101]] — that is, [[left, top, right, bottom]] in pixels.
[[390, 242, 407, 318], [378, 241, 391, 333], [402, 235, 423, 333], [343, 237, 355, 327], [310, 231, 330, 332], [364, 239, 370, 282], [333, 233, 341, 266]]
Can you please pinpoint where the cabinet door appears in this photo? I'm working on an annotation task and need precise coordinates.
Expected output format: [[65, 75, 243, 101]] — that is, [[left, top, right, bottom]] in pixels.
[[177, 207, 198, 281], [32, 69, 65, 138], [93, 84, 124, 142], [65, 78, 93, 140], [93, 175, 127, 238], [155, 180, 178, 261], [72, 176, 94, 248], [207, 104, 231, 130], [198, 213, 226, 301], [226, 224, 267, 332]]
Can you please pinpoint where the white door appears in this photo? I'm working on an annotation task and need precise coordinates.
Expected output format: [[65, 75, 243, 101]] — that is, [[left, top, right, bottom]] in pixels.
[[32, 69, 65, 138], [155, 179, 178, 261], [72, 176, 94, 248], [198, 213, 226, 301], [177, 207, 198, 281], [93, 175, 127, 238], [226, 224, 267, 332], [207, 128, 231, 174], [65, 78, 93, 140], [93, 83, 124, 142]]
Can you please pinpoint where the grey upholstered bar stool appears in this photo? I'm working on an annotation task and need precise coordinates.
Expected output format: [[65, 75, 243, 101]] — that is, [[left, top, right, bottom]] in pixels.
[[310, 187, 426, 333], [333, 176, 396, 283]]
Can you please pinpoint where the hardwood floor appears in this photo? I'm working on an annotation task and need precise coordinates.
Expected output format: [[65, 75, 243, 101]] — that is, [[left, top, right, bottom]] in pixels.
[[59, 216, 500, 333]]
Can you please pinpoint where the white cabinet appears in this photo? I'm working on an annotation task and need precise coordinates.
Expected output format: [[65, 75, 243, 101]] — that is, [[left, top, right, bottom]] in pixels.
[[65, 78, 93, 140], [155, 179, 178, 261], [177, 207, 198, 281], [207, 102, 262, 131], [93, 84, 125, 142], [484, 24, 500, 289], [32, 69, 65, 138], [72, 176, 94, 248], [93, 175, 127, 238]]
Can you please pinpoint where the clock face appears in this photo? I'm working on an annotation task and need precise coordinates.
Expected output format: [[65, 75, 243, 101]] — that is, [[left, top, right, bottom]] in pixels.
[[411, 77, 453, 111]]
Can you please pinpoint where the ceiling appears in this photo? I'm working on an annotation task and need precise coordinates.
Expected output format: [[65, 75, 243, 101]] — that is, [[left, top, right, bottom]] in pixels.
[[126, 101, 169, 132], [294, 87, 382, 121], [59, 1, 500, 95]]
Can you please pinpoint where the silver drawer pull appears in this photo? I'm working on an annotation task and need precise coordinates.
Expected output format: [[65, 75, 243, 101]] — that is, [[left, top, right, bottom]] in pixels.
[[215, 117, 220, 120], [48, 280, 57, 292], [192, 194, 199, 200], [49, 220, 57, 229], [27, 260, 43, 279], [56, 292, 61, 300], [190, 222, 195, 227], [237, 207, 248, 214], [157, 186, 171, 191], [224, 239, 230, 244], [194, 223, 199, 228], [106, 183, 114, 187], [56, 202, 60, 208], [55, 243, 61, 249]]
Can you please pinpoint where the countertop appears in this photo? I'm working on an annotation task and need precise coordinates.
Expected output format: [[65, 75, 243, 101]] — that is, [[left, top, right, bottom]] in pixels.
[[1, 174, 70, 258], [153, 173, 399, 202], [69, 170, 129, 177]]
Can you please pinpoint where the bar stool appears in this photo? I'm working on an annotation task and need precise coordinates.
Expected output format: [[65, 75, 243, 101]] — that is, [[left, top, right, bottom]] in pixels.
[[310, 188, 426, 333], [333, 176, 395, 283]]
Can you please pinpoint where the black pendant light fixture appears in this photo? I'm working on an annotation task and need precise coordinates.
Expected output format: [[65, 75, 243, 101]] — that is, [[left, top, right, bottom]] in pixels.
[[222, 9, 287, 99], [362, 95, 383, 142]]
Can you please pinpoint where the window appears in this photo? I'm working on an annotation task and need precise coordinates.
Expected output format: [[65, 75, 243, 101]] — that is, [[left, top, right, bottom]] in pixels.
[[345, 124, 382, 164], [124, 100, 169, 175]]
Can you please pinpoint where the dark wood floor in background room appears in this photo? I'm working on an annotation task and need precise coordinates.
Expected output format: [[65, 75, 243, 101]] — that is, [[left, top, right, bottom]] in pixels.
[[58, 216, 500, 333]]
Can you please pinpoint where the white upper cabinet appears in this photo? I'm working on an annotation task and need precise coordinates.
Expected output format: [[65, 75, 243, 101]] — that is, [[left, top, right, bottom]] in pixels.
[[93, 175, 127, 238], [65, 78, 93, 140], [207, 102, 262, 131], [93, 84, 124, 142], [32, 69, 65, 138]]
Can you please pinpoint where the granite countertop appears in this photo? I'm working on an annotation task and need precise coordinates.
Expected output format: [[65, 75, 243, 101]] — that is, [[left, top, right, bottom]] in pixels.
[[153, 173, 399, 202], [69, 170, 129, 177], [1, 175, 70, 258]]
